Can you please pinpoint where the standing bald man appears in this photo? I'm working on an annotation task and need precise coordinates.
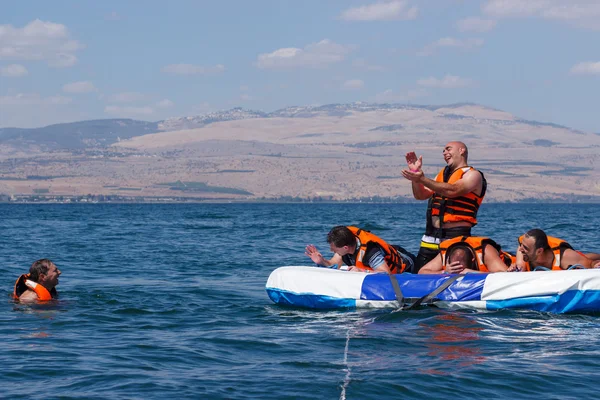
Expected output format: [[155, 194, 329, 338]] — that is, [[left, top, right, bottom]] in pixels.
[[402, 141, 487, 272]]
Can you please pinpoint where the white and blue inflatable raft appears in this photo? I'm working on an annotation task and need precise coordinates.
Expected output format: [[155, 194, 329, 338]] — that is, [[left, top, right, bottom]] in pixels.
[[266, 266, 600, 313]]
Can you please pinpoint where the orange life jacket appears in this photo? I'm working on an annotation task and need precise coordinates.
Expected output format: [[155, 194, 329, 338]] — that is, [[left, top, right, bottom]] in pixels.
[[518, 235, 573, 271], [439, 236, 513, 272], [13, 273, 56, 301], [427, 166, 486, 231], [346, 226, 407, 273]]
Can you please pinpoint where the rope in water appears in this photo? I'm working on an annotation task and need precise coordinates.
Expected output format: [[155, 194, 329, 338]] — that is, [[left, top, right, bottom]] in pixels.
[[339, 329, 352, 400]]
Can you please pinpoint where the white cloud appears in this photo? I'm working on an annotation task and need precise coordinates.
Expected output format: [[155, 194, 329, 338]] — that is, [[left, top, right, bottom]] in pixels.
[[0, 19, 84, 67], [107, 92, 149, 103], [418, 37, 484, 56], [156, 99, 174, 108], [483, 0, 600, 30], [417, 75, 473, 88], [256, 39, 353, 69], [0, 93, 72, 106], [570, 61, 600, 75], [456, 17, 497, 32], [105, 105, 154, 116], [342, 79, 365, 90], [162, 63, 225, 75], [62, 81, 97, 93], [0, 63, 28, 77], [239, 93, 253, 101], [339, 1, 418, 21], [482, 0, 549, 17]]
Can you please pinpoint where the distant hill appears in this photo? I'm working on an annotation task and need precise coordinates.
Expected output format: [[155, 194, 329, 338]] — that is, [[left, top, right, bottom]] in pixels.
[[0, 119, 159, 151], [0, 102, 586, 152], [158, 107, 267, 131], [1, 101, 598, 203], [159, 102, 507, 130]]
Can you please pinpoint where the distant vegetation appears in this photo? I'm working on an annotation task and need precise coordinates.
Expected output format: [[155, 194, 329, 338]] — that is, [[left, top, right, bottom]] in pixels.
[[537, 167, 592, 177], [213, 169, 255, 173], [531, 139, 559, 147], [369, 124, 404, 132], [0, 175, 73, 180], [346, 141, 403, 148], [158, 181, 253, 195], [440, 114, 473, 120], [515, 118, 576, 132]]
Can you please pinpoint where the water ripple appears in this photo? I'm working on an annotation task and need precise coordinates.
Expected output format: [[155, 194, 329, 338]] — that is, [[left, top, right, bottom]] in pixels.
[[1, 203, 599, 399]]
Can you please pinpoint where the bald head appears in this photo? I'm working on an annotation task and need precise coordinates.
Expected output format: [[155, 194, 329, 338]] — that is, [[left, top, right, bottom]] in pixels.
[[443, 141, 469, 168], [448, 141, 468, 159]]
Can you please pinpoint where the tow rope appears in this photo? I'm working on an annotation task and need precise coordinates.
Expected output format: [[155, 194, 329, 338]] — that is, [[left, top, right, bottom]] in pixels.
[[391, 274, 464, 311]]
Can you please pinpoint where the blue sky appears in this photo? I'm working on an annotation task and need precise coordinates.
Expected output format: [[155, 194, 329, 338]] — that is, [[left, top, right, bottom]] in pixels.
[[1, 0, 599, 132]]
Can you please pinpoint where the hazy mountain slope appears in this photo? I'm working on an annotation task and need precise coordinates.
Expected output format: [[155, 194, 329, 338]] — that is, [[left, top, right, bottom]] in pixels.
[[0, 119, 159, 151], [0, 103, 598, 202]]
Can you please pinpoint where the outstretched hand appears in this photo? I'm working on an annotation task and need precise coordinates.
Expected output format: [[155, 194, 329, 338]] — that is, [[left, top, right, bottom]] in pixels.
[[305, 244, 326, 265], [401, 168, 424, 182], [402, 151, 425, 182], [405, 151, 422, 172]]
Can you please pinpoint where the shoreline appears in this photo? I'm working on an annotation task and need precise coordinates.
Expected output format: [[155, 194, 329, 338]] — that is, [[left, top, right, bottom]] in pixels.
[[2, 196, 600, 205]]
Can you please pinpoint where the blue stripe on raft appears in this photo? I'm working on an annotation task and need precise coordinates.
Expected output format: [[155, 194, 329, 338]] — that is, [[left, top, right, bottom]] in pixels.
[[361, 273, 487, 301], [486, 290, 600, 313], [266, 289, 357, 309]]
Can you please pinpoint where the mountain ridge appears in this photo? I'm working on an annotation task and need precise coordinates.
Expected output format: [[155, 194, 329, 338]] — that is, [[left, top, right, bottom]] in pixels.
[[0, 101, 598, 203], [0, 101, 585, 152]]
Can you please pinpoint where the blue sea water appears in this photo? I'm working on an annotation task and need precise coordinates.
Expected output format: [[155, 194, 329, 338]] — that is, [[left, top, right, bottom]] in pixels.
[[1, 203, 599, 399]]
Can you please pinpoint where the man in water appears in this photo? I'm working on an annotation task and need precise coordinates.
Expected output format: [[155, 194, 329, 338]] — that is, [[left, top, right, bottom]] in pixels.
[[402, 141, 486, 272], [419, 236, 514, 274], [305, 225, 415, 274], [13, 259, 61, 302], [510, 228, 600, 271]]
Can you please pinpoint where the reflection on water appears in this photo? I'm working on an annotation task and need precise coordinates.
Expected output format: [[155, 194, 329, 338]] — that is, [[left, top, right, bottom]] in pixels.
[[420, 313, 485, 374]]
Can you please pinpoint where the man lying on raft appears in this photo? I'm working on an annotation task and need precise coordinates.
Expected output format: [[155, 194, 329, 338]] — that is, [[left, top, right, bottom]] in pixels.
[[305, 225, 415, 274], [509, 228, 600, 271], [419, 236, 513, 274], [13, 259, 61, 302]]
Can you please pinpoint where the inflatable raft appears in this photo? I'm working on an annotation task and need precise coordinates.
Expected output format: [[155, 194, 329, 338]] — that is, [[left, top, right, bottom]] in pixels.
[[266, 266, 600, 314]]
